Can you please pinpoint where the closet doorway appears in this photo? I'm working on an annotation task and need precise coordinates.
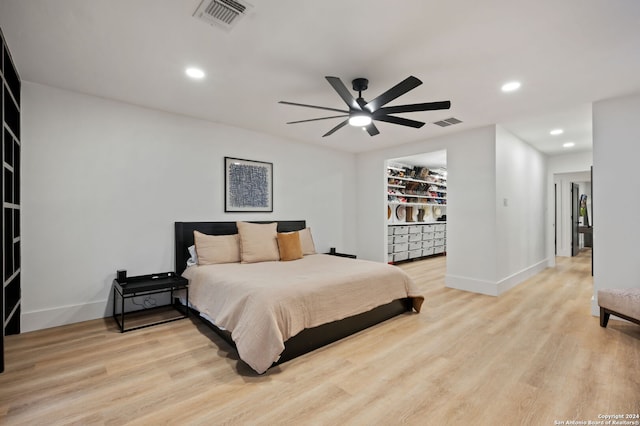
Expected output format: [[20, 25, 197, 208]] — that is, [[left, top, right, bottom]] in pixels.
[[386, 150, 447, 265]]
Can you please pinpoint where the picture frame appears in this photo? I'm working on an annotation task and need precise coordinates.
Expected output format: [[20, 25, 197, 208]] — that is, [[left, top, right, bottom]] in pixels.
[[224, 157, 273, 212]]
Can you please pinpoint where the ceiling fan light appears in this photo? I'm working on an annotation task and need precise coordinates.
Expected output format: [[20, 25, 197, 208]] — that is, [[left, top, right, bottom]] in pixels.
[[185, 67, 205, 79], [501, 81, 521, 92], [349, 114, 372, 127]]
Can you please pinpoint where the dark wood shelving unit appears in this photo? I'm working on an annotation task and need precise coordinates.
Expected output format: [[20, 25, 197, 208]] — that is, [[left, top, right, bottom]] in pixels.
[[1, 26, 21, 373]]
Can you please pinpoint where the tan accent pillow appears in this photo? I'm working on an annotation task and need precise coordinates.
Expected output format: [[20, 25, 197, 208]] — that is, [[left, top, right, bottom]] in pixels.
[[237, 222, 280, 263], [277, 232, 303, 261], [193, 231, 240, 264], [298, 227, 317, 255]]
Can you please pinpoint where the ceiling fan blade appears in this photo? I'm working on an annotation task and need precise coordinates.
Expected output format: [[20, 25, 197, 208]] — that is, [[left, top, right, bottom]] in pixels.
[[325, 76, 361, 111], [286, 114, 349, 124], [279, 101, 349, 114], [322, 119, 349, 137], [376, 101, 451, 115], [365, 122, 380, 136], [375, 115, 425, 128], [364, 76, 422, 112]]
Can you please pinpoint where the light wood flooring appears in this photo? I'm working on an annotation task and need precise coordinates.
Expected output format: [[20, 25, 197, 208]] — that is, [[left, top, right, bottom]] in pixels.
[[1, 250, 638, 425]]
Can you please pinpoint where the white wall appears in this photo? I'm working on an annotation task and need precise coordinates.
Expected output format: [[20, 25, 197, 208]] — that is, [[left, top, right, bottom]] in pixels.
[[494, 126, 547, 293], [444, 127, 499, 294], [592, 92, 640, 316], [356, 125, 547, 296], [21, 82, 357, 331]]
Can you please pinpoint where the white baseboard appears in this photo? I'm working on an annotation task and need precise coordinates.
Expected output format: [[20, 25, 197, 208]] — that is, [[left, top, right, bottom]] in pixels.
[[21, 300, 109, 333], [446, 259, 549, 297], [445, 274, 500, 296], [496, 259, 548, 295]]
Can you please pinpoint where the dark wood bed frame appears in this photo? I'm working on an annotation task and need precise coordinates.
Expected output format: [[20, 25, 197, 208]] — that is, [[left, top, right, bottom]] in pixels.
[[174, 220, 412, 369]]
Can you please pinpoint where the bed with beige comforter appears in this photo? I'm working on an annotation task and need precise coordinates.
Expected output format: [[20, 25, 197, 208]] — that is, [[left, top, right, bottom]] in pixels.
[[182, 254, 423, 373]]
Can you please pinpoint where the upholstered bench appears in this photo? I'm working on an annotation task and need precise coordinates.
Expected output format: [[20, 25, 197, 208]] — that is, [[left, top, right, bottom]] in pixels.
[[598, 288, 640, 327]]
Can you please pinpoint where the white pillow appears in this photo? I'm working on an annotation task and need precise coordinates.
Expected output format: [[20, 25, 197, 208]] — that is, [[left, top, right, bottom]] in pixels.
[[187, 245, 198, 267], [299, 227, 317, 255]]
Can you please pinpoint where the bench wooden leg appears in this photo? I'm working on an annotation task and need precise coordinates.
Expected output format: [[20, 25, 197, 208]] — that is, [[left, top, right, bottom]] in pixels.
[[600, 307, 610, 328]]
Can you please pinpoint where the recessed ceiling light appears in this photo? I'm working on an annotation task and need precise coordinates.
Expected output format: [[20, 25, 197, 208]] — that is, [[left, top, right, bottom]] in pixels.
[[185, 67, 205, 79], [501, 81, 521, 92], [563, 142, 575, 148], [550, 129, 564, 136]]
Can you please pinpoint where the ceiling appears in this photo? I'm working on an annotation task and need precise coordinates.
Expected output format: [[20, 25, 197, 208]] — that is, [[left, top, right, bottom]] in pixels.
[[1, 0, 639, 154]]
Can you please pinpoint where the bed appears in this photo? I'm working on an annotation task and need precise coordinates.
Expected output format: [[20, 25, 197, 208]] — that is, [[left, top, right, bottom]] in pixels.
[[174, 220, 423, 373]]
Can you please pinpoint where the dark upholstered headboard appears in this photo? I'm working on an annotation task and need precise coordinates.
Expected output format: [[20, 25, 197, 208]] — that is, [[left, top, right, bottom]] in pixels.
[[174, 220, 306, 274]]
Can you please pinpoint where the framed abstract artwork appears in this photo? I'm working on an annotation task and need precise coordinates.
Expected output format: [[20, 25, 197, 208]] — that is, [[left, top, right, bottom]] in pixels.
[[224, 157, 273, 212]]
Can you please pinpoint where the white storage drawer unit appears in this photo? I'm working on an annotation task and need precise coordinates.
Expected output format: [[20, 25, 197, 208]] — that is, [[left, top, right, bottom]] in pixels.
[[387, 223, 446, 263]]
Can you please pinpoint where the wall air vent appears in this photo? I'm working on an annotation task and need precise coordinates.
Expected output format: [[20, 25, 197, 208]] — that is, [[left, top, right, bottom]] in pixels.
[[433, 117, 463, 127], [193, 0, 252, 31]]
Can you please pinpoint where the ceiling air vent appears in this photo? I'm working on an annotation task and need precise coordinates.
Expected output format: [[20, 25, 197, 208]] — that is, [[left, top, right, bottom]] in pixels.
[[433, 117, 463, 127], [193, 0, 252, 31]]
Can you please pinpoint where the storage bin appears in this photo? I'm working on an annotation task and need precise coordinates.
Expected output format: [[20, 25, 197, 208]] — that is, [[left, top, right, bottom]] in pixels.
[[409, 242, 422, 251], [409, 233, 422, 242], [409, 249, 422, 259], [422, 240, 434, 248], [394, 252, 409, 262], [394, 226, 408, 235], [394, 235, 409, 244], [393, 243, 409, 253]]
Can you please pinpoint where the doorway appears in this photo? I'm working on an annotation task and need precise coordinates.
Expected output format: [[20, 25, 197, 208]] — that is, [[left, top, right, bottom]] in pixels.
[[386, 150, 447, 266], [554, 171, 592, 259]]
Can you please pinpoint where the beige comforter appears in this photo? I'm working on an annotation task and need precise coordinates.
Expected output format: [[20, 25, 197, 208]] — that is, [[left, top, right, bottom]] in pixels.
[[182, 254, 423, 373]]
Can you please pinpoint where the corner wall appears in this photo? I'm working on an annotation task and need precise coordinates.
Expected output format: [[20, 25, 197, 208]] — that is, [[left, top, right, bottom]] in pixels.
[[592, 92, 640, 316], [493, 126, 548, 294], [356, 125, 547, 296], [21, 82, 357, 331]]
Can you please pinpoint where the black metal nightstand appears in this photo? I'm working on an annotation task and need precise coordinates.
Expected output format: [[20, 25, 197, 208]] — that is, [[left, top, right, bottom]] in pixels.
[[325, 251, 357, 259], [112, 272, 188, 332]]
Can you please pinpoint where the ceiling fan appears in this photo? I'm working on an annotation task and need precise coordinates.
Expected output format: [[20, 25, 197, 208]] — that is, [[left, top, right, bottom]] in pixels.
[[279, 76, 451, 137]]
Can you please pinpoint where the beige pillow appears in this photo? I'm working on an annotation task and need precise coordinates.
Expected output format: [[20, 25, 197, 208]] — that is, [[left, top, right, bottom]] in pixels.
[[193, 231, 240, 264], [237, 222, 280, 263], [298, 227, 317, 255], [277, 232, 303, 261]]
